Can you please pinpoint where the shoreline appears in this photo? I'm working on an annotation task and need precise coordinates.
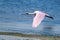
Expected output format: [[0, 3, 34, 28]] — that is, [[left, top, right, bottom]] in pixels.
[[0, 32, 60, 40], [0, 32, 41, 38]]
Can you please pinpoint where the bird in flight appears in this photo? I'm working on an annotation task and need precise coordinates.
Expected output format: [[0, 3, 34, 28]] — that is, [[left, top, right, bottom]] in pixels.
[[25, 11, 54, 28]]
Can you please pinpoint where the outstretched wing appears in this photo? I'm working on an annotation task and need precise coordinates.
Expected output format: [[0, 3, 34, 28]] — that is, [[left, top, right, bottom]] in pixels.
[[32, 13, 45, 28]]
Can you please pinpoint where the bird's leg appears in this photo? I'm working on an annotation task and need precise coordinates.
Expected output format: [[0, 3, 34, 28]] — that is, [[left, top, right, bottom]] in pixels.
[[45, 15, 54, 19]]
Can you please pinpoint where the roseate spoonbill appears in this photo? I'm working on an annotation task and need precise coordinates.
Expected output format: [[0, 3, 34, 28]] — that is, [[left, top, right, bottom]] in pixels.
[[26, 11, 54, 28]]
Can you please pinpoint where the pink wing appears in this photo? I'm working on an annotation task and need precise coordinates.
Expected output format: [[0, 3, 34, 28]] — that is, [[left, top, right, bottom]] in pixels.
[[32, 13, 45, 28]]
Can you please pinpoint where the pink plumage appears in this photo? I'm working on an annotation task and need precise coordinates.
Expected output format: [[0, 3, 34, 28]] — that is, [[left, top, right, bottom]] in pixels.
[[32, 11, 47, 28]]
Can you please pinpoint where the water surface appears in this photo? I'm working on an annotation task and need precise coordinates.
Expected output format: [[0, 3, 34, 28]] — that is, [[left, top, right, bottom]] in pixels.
[[0, 0, 60, 36]]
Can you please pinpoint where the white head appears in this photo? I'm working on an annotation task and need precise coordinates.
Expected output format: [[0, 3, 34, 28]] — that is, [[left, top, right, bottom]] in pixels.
[[26, 11, 49, 16]]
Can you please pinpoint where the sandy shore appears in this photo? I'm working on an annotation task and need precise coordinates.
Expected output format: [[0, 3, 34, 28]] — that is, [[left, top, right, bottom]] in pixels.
[[0, 35, 40, 40], [0, 32, 60, 40]]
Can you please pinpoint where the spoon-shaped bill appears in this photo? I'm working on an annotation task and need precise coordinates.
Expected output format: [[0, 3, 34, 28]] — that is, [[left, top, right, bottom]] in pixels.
[[25, 12, 34, 15]]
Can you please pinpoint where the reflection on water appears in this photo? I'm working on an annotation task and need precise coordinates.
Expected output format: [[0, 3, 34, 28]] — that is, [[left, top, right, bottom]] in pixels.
[[0, 35, 40, 40]]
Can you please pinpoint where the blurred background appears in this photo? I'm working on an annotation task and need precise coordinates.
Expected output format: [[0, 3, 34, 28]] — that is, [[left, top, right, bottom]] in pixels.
[[0, 0, 60, 36]]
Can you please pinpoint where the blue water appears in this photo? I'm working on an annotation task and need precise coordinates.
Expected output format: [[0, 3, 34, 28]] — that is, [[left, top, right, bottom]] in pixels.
[[0, 0, 60, 36]]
